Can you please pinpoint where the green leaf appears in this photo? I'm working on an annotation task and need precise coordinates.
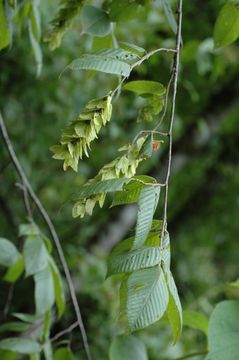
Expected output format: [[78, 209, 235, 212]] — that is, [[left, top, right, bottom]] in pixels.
[[81, 5, 111, 36], [166, 271, 182, 342], [213, 2, 239, 48], [96, 48, 139, 61], [0, 0, 10, 50], [133, 186, 160, 249], [34, 265, 55, 315], [4, 255, 24, 283], [54, 348, 75, 360], [68, 54, 131, 76], [0, 238, 20, 267], [12, 313, 39, 323], [0, 338, 40, 354], [119, 42, 146, 57], [206, 300, 239, 360], [161, 0, 177, 34], [42, 311, 52, 342], [183, 310, 208, 335], [49, 258, 65, 318], [73, 178, 129, 200], [109, 335, 148, 360], [0, 350, 16, 360], [23, 236, 49, 277], [108, 246, 161, 276], [30, 353, 40, 360], [0, 322, 30, 334], [28, 7, 42, 77], [91, 33, 113, 52], [111, 175, 156, 207], [19, 223, 39, 236], [127, 267, 169, 331], [124, 80, 166, 96]]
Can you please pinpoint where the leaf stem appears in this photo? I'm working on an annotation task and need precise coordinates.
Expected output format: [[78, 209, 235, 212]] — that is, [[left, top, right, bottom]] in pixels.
[[0, 112, 92, 360]]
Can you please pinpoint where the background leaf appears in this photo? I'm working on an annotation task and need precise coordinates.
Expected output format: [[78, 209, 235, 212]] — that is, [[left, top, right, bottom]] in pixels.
[[81, 5, 111, 36], [0, 0, 10, 50], [0, 238, 20, 267], [214, 2, 239, 48], [34, 265, 55, 315], [206, 300, 239, 360], [0, 338, 40, 354], [109, 335, 148, 360], [23, 236, 48, 277], [183, 310, 208, 335]]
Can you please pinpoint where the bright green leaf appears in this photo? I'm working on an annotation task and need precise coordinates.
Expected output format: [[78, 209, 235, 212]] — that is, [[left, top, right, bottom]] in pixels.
[[49, 258, 65, 318], [0, 0, 10, 50], [124, 80, 166, 96], [166, 271, 182, 342], [183, 310, 208, 335], [4, 255, 24, 283], [214, 2, 239, 48], [120, 41, 146, 57], [54, 347, 75, 360]]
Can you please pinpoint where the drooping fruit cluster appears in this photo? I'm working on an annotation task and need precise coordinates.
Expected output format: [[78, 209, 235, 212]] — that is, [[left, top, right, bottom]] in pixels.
[[50, 94, 112, 171], [72, 136, 149, 218]]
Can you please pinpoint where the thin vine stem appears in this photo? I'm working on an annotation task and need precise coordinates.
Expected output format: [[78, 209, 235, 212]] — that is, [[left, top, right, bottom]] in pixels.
[[0, 112, 92, 360], [161, 0, 183, 243], [111, 47, 176, 97]]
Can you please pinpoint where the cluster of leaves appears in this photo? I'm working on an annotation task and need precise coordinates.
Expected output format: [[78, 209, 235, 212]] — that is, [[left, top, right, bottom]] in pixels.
[[107, 185, 182, 339], [51, 94, 112, 171], [0, 223, 68, 359]]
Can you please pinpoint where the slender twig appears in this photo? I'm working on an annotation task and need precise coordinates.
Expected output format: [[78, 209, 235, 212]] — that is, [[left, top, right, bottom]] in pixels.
[[131, 47, 176, 71], [173, 350, 208, 360], [0, 112, 92, 360], [50, 321, 78, 343], [161, 0, 183, 243]]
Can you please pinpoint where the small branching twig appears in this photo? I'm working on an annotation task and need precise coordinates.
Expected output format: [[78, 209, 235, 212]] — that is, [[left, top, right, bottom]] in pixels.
[[0, 112, 92, 360]]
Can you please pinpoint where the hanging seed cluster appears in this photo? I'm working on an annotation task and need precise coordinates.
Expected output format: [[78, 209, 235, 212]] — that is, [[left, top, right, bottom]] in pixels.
[[50, 94, 112, 171], [72, 136, 148, 218]]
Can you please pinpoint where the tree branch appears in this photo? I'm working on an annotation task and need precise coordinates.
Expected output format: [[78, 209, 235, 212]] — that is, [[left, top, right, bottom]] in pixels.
[[0, 112, 92, 360]]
